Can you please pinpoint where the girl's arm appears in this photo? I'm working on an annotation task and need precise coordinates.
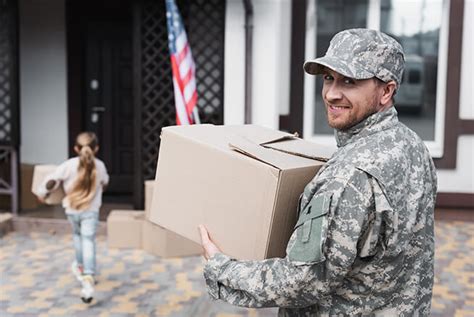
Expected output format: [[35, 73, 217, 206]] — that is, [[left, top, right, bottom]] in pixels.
[[35, 162, 69, 198]]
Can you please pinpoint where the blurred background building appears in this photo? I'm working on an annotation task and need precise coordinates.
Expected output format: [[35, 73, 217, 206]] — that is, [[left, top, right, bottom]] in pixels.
[[0, 0, 472, 216]]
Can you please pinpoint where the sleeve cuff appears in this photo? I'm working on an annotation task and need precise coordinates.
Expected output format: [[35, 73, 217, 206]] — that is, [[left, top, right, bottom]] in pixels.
[[203, 253, 232, 300]]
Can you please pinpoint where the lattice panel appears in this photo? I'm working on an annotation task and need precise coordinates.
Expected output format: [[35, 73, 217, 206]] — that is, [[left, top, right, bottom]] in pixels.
[[140, 0, 173, 180], [0, 0, 18, 146], [188, 0, 225, 124], [138, 0, 226, 180]]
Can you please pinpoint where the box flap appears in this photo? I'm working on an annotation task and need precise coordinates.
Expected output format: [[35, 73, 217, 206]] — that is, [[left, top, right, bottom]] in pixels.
[[261, 138, 335, 161], [229, 135, 311, 170], [229, 137, 284, 170], [162, 124, 295, 152], [229, 135, 332, 169], [219, 125, 294, 144]]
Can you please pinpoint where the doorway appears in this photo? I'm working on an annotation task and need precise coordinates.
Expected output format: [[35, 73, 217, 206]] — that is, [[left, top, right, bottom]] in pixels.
[[66, 1, 134, 205]]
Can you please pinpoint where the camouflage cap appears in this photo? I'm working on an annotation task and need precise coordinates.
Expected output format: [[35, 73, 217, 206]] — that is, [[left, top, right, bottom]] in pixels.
[[304, 28, 405, 86]]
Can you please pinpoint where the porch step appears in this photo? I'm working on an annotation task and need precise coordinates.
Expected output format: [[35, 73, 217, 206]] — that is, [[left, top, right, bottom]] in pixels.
[[0, 213, 13, 237], [12, 216, 107, 236]]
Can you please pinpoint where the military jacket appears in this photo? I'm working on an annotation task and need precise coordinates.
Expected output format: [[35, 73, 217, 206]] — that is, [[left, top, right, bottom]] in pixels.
[[204, 107, 437, 316]]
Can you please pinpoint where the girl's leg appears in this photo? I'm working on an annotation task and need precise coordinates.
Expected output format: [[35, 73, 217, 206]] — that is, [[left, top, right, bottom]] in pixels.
[[80, 211, 99, 276], [67, 214, 83, 267]]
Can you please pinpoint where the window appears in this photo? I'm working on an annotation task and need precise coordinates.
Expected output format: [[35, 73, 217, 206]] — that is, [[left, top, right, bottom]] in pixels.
[[408, 69, 421, 84], [304, 0, 448, 157]]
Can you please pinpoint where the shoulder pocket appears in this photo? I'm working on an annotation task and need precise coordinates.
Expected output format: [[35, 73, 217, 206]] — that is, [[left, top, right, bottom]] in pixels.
[[288, 193, 332, 264]]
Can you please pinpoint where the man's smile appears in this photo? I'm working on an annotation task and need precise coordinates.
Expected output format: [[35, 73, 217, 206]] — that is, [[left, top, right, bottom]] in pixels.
[[328, 104, 351, 114]]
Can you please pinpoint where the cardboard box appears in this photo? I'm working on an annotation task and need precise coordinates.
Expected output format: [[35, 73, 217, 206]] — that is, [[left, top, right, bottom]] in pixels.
[[0, 163, 39, 210], [31, 165, 66, 205], [144, 180, 155, 220], [149, 124, 330, 260], [143, 180, 201, 257], [142, 220, 202, 257], [107, 210, 145, 249], [21, 164, 39, 209]]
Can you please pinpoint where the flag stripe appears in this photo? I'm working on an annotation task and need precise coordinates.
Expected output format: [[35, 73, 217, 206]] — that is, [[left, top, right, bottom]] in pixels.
[[181, 68, 194, 93], [186, 90, 198, 113], [173, 77, 190, 125], [175, 31, 187, 54], [171, 54, 186, 93], [177, 43, 190, 65], [183, 75, 196, 103], [178, 53, 192, 80]]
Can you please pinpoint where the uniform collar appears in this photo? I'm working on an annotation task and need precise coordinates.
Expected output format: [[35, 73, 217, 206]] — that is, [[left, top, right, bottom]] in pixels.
[[335, 106, 399, 148]]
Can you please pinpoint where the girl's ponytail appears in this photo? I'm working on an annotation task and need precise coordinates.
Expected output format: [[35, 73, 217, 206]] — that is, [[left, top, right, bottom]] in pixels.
[[68, 132, 98, 210]]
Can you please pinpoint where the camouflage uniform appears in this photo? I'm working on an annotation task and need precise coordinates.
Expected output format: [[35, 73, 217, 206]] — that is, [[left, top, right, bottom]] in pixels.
[[203, 29, 437, 316]]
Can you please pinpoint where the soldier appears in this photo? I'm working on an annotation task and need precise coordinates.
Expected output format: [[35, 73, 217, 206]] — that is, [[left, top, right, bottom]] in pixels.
[[199, 28, 437, 316]]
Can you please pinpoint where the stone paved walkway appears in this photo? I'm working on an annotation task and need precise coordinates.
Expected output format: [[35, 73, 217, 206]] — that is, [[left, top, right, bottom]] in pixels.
[[0, 219, 472, 316]]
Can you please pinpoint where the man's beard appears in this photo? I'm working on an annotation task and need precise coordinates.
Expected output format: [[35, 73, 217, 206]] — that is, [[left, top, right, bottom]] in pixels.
[[326, 104, 379, 131]]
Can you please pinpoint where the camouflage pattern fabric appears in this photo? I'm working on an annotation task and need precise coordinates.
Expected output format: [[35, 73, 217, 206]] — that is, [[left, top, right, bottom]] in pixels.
[[303, 28, 405, 86], [203, 107, 437, 316]]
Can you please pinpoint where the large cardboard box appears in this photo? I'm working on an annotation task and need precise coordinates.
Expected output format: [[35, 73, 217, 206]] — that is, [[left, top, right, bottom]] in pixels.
[[149, 124, 330, 260], [31, 165, 66, 205], [107, 210, 145, 249], [143, 180, 201, 257], [142, 220, 202, 257]]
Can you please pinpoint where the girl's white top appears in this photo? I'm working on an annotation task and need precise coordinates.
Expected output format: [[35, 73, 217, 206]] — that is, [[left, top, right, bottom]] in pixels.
[[38, 157, 109, 214]]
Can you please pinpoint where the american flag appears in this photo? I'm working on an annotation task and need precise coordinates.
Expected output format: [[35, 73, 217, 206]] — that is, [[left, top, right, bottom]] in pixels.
[[166, 0, 200, 125]]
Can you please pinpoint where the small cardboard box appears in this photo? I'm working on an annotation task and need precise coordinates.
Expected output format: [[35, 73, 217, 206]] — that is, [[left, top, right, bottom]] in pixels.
[[142, 220, 202, 257], [31, 165, 66, 205], [149, 124, 331, 260], [107, 210, 145, 249]]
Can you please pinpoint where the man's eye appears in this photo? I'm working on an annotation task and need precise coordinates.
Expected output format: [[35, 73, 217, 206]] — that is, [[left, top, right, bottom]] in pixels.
[[344, 78, 355, 85], [323, 74, 333, 81]]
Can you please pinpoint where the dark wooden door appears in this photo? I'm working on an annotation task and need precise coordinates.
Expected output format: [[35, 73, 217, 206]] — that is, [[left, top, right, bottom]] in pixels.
[[85, 22, 133, 194]]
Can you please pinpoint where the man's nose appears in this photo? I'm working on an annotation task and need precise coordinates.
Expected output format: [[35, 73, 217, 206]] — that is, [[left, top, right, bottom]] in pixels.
[[324, 83, 343, 101]]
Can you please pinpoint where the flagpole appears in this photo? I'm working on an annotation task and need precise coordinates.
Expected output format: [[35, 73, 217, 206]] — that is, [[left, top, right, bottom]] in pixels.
[[192, 107, 200, 124]]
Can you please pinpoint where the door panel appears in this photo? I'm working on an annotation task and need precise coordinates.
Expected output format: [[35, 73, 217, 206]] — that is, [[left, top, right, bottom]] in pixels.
[[85, 22, 133, 194]]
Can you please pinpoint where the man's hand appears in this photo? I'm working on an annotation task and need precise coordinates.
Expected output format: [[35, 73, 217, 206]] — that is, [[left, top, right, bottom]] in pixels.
[[198, 224, 222, 260]]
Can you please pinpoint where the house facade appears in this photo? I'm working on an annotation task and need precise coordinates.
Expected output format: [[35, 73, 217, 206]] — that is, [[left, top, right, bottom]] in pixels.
[[0, 0, 472, 213]]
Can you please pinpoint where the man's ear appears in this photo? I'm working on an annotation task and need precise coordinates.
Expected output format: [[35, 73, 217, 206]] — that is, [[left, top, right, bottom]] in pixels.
[[74, 145, 80, 154], [380, 81, 397, 106], [94, 145, 100, 154]]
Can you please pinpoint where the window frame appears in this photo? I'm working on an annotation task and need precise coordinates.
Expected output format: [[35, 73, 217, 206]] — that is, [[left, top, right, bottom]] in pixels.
[[302, 0, 451, 158]]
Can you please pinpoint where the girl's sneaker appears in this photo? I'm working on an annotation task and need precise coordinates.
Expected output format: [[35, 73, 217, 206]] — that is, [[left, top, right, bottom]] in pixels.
[[80, 275, 95, 303], [71, 261, 84, 282]]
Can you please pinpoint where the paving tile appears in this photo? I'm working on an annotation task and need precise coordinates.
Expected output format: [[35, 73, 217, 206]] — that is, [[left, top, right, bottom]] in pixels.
[[0, 219, 472, 316]]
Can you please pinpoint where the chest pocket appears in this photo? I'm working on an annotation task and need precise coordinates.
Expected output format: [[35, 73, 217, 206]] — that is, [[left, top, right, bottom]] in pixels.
[[288, 193, 332, 264]]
